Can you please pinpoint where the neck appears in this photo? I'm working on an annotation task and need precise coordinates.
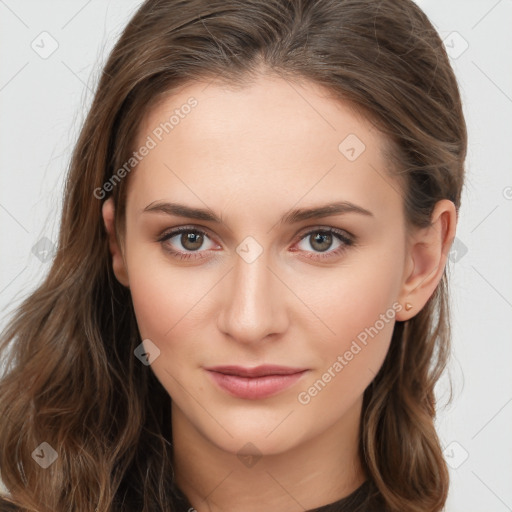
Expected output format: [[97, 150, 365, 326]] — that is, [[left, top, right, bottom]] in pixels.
[[171, 397, 367, 512]]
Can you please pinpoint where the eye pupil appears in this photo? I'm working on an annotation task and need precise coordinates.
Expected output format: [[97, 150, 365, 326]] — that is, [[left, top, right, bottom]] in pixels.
[[182, 232, 203, 250], [311, 232, 332, 252]]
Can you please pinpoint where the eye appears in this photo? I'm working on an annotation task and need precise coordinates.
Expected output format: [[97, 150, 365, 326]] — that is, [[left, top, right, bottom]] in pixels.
[[293, 227, 355, 260], [157, 226, 355, 262], [157, 226, 219, 260]]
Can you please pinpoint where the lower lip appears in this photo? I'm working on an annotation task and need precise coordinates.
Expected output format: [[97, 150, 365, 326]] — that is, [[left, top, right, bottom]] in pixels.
[[206, 370, 308, 400]]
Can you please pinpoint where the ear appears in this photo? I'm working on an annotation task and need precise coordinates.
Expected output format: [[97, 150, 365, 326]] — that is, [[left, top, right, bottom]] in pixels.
[[395, 199, 457, 321], [102, 197, 130, 287]]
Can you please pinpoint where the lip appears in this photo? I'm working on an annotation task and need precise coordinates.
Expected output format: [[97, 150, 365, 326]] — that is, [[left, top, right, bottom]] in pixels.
[[204, 365, 309, 400]]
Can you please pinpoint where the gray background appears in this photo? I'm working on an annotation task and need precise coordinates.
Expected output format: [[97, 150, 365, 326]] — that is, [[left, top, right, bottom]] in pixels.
[[0, 1, 511, 510]]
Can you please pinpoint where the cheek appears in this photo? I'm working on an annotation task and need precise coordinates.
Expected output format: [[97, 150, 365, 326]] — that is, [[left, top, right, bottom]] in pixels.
[[126, 253, 220, 372], [127, 246, 204, 335], [292, 249, 402, 341], [128, 268, 175, 341], [291, 249, 402, 397], [295, 286, 396, 415]]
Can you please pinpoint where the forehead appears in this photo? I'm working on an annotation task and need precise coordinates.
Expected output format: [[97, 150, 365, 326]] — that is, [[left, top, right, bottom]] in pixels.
[[128, 74, 403, 224]]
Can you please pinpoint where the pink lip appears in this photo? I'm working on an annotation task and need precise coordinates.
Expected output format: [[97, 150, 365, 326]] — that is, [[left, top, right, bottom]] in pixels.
[[204, 365, 309, 400]]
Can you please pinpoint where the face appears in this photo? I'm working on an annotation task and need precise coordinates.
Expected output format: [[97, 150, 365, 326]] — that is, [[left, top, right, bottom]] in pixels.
[[106, 73, 418, 456]]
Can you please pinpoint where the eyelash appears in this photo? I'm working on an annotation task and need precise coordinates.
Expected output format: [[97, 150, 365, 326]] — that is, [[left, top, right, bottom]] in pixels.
[[156, 225, 355, 262]]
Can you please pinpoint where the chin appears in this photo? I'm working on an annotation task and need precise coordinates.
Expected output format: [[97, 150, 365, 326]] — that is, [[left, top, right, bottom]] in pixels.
[[211, 429, 302, 459], [199, 407, 313, 456]]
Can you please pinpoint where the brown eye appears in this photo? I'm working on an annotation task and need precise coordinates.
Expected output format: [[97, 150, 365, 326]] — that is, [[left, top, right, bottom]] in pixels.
[[295, 228, 354, 261], [158, 227, 218, 260], [309, 232, 333, 252], [180, 231, 204, 251]]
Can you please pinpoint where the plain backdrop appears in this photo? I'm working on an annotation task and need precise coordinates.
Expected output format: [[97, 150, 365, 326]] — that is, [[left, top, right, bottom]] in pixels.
[[0, 1, 511, 511]]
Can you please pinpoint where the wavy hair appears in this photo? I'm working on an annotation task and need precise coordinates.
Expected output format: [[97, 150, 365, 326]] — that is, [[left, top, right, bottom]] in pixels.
[[0, 0, 466, 510]]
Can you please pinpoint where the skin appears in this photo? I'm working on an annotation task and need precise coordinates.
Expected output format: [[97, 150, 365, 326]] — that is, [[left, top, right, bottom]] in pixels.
[[102, 72, 456, 512]]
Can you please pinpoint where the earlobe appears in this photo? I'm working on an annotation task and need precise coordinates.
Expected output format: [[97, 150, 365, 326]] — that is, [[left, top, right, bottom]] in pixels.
[[395, 199, 457, 321], [102, 197, 130, 288]]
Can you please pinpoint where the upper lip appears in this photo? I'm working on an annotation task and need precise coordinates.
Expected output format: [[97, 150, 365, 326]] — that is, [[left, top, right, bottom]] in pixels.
[[204, 365, 308, 378]]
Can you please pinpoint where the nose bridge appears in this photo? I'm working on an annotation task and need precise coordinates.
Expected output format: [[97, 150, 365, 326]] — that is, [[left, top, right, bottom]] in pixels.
[[217, 245, 287, 343]]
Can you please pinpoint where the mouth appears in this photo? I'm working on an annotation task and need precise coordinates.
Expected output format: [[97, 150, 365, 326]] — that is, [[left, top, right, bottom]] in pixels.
[[204, 365, 309, 400]]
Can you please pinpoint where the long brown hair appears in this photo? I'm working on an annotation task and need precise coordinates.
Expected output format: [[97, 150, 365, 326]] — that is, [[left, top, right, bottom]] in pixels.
[[0, 0, 467, 510]]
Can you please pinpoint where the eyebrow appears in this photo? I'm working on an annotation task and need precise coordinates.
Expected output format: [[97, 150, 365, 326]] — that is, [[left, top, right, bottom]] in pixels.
[[142, 200, 374, 225]]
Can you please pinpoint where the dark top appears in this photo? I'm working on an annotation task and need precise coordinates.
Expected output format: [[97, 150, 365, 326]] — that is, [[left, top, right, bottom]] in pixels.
[[0, 477, 384, 511], [170, 478, 383, 511]]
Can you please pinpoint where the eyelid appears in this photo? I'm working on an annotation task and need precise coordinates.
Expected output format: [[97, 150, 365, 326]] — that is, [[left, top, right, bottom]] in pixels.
[[157, 225, 219, 246], [293, 225, 354, 243]]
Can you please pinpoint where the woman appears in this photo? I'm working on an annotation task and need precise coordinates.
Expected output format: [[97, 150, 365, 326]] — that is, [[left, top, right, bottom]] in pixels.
[[0, 0, 467, 510]]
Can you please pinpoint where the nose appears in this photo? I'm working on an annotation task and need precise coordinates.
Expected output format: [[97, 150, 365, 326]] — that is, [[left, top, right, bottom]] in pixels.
[[216, 249, 289, 345]]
